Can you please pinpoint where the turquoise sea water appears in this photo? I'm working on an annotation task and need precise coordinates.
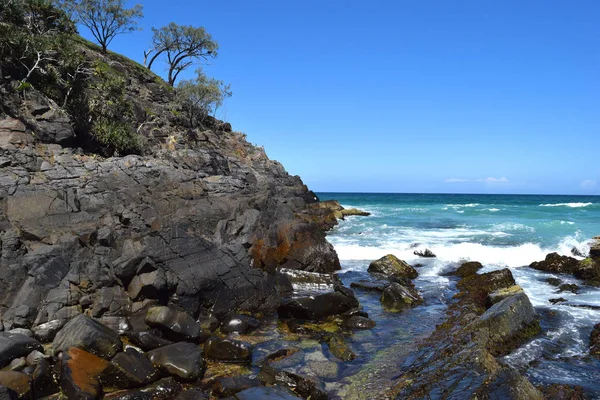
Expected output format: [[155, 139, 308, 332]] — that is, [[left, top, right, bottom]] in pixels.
[[317, 193, 600, 396]]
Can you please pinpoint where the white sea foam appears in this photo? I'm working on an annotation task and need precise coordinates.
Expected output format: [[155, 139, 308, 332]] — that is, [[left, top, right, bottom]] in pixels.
[[560, 220, 575, 225], [488, 208, 500, 212], [539, 202, 593, 208]]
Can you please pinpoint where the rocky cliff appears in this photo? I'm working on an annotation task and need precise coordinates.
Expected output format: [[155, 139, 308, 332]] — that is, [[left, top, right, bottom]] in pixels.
[[0, 37, 340, 331]]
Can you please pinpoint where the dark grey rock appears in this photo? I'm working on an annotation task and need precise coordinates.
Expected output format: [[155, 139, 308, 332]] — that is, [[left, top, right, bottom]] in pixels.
[[233, 386, 301, 399], [101, 348, 159, 389], [0, 332, 43, 368], [52, 314, 122, 359], [277, 287, 359, 320], [368, 254, 418, 279], [380, 283, 423, 311], [212, 375, 261, 398], [147, 342, 205, 381], [144, 306, 202, 342], [221, 315, 260, 334], [204, 336, 253, 363], [342, 315, 376, 330], [31, 320, 64, 343], [126, 330, 173, 352]]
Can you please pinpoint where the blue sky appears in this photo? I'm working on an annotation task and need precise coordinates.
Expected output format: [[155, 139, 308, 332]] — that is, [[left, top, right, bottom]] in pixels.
[[88, 1, 598, 194]]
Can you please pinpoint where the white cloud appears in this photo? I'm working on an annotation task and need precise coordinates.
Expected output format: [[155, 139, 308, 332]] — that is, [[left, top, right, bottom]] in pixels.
[[445, 178, 469, 183], [581, 180, 597, 188], [483, 177, 509, 183]]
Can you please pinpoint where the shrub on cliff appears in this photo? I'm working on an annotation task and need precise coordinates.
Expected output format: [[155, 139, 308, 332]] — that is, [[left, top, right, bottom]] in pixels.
[[175, 69, 232, 129]]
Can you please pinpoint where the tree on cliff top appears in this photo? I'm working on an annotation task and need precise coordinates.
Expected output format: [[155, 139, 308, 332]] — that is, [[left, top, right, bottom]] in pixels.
[[176, 68, 231, 128], [144, 22, 218, 86], [60, 0, 142, 53]]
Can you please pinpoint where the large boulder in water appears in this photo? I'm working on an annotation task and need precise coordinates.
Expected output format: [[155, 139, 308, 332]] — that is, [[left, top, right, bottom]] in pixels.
[[368, 255, 418, 279], [380, 283, 423, 312], [591, 323, 600, 357], [277, 286, 359, 320], [529, 252, 579, 274]]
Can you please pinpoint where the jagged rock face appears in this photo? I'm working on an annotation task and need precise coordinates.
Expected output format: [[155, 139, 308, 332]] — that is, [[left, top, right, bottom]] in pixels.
[[0, 124, 340, 329]]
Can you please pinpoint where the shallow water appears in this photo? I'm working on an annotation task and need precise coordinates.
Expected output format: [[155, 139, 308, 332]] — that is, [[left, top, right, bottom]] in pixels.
[[319, 192, 600, 397]]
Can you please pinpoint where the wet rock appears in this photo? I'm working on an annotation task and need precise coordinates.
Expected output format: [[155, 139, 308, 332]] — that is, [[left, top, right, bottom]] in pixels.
[[221, 315, 260, 334], [571, 247, 585, 257], [457, 268, 516, 310], [574, 257, 600, 282], [0, 386, 18, 400], [233, 386, 301, 399], [0, 372, 31, 399], [413, 248, 436, 258], [486, 285, 524, 307], [277, 287, 359, 320], [341, 315, 376, 330], [368, 254, 418, 279], [324, 334, 355, 361], [472, 292, 540, 356], [32, 358, 59, 398], [198, 316, 220, 332], [127, 270, 169, 301], [539, 384, 587, 400], [590, 323, 600, 356], [147, 342, 205, 381], [212, 375, 261, 398], [380, 282, 423, 311], [529, 252, 579, 274], [545, 277, 562, 287], [61, 347, 110, 400], [103, 377, 182, 399], [125, 331, 173, 352], [476, 367, 543, 399], [53, 314, 122, 359], [0, 332, 43, 368], [549, 297, 567, 305], [204, 337, 253, 363], [3, 358, 26, 372], [174, 388, 209, 399], [252, 342, 301, 367], [144, 307, 202, 342], [452, 261, 483, 277], [349, 280, 386, 293], [558, 283, 580, 294], [101, 348, 159, 389], [589, 237, 600, 259], [258, 364, 327, 400], [32, 319, 65, 343], [25, 350, 47, 367], [340, 208, 371, 218], [100, 317, 133, 335], [7, 329, 31, 338]]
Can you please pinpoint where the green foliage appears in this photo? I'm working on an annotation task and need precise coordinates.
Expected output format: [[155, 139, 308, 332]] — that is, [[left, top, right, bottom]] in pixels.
[[145, 22, 218, 86], [59, 0, 142, 53], [175, 68, 232, 128], [85, 60, 140, 154]]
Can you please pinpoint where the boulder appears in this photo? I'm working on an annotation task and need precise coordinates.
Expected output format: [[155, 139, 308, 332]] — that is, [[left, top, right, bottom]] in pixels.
[[127, 270, 169, 301], [0, 372, 31, 399], [61, 347, 110, 400], [31, 319, 65, 343], [0, 332, 43, 368], [221, 315, 260, 334], [125, 330, 173, 352], [101, 348, 159, 389], [368, 254, 418, 279], [341, 316, 376, 330], [472, 292, 540, 356], [380, 283, 423, 312], [211, 376, 261, 398], [52, 314, 122, 359], [486, 285, 524, 307], [144, 307, 202, 342], [453, 261, 483, 277], [529, 252, 579, 274], [558, 283, 580, 294], [574, 258, 600, 282], [277, 287, 359, 320], [204, 337, 253, 363], [32, 358, 59, 398], [413, 248, 436, 258], [545, 278, 562, 287], [147, 342, 205, 381], [457, 268, 516, 311]]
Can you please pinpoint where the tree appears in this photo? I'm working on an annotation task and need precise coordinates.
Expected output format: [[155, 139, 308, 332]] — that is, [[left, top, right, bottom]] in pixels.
[[176, 68, 231, 128], [61, 0, 142, 53], [145, 23, 218, 86]]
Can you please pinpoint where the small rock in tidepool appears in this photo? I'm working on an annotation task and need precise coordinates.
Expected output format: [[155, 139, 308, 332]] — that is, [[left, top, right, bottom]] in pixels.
[[380, 283, 423, 312], [368, 254, 418, 279], [413, 248, 436, 258], [212, 375, 261, 398], [60, 347, 110, 400], [221, 314, 260, 334], [558, 283, 580, 294], [341, 316, 376, 330], [0, 332, 43, 368], [125, 330, 174, 352], [101, 348, 159, 389], [258, 364, 328, 400], [0, 371, 31, 399], [147, 342, 205, 382], [324, 334, 356, 362], [251, 341, 301, 367], [145, 306, 204, 342], [52, 314, 122, 359], [545, 278, 562, 287], [204, 336, 253, 363], [452, 261, 483, 277], [549, 298, 567, 304], [233, 386, 302, 400], [590, 323, 600, 356]]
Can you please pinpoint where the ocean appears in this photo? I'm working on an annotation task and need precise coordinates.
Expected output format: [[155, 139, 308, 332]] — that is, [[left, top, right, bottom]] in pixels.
[[317, 192, 600, 396]]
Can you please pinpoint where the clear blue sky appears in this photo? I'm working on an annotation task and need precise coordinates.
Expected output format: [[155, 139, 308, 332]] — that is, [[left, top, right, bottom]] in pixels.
[[86, 0, 599, 195]]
